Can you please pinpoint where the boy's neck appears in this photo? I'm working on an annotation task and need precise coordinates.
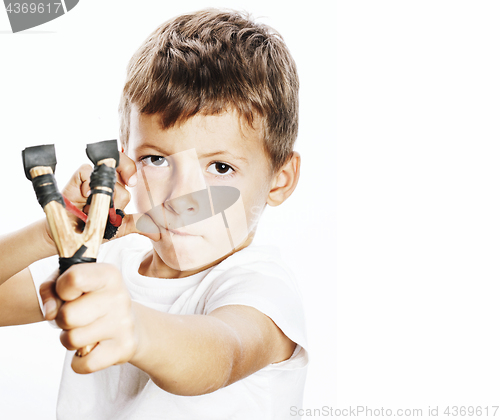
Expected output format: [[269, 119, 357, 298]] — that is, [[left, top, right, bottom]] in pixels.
[[138, 234, 255, 279]]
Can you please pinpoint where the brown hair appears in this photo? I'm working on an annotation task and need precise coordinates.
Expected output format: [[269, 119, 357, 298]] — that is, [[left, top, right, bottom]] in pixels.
[[119, 8, 299, 172]]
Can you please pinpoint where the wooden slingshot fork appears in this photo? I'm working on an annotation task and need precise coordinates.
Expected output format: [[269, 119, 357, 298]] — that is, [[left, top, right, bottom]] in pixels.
[[22, 140, 120, 357]]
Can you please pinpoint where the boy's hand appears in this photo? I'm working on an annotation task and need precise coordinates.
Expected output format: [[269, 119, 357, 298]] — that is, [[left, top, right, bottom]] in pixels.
[[62, 151, 137, 207], [57, 152, 158, 241], [40, 263, 139, 374], [60, 151, 136, 233]]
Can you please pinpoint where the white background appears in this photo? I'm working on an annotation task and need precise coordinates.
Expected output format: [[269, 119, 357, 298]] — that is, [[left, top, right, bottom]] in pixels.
[[335, 0, 500, 417], [4, 0, 500, 419], [0, 0, 334, 418]]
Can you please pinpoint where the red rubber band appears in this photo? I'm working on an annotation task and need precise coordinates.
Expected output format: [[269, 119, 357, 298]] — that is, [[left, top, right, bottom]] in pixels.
[[108, 207, 123, 227], [63, 195, 88, 223], [63, 195, 123, 227]]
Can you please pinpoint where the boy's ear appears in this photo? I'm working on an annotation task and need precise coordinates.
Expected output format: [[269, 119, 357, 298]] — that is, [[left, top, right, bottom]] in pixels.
[[267, 152, 301, 207]]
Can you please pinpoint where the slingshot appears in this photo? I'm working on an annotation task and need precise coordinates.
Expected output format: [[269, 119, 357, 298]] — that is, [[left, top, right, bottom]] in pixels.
[[22, 140, 121, 357]]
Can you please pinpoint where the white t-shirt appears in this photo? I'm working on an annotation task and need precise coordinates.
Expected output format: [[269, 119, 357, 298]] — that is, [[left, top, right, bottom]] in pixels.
[[29, 234, 308, 420]]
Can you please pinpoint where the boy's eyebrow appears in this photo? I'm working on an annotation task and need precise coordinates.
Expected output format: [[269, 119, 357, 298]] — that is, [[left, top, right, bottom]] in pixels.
[[135, 144, 168, 155], [197, 151, 248, 164], [136, 144, 248, 164]]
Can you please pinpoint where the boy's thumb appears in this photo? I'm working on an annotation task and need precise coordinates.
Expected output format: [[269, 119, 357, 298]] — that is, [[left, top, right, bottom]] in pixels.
[[119, 213, 161, 242], [39, 273, 63, 321]]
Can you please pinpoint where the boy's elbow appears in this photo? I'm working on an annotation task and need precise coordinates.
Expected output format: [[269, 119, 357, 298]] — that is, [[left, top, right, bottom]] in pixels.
[[149, 333, 241, 396], [150, 370, 230, 396]]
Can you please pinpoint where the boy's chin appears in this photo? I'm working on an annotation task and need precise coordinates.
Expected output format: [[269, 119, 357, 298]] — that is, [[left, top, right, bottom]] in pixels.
[[152, 238, 233, 275], [131, 213, 161, 241]]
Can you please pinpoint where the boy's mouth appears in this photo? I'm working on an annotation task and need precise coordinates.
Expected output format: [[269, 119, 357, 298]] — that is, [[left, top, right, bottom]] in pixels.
[[134, 211, 201, 238], [134, 185, 242, 240], [166, 227, 196, 237]]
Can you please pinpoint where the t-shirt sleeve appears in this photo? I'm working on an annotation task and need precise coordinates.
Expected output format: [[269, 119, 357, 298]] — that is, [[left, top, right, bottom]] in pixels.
[[203, 265, 308, 370]]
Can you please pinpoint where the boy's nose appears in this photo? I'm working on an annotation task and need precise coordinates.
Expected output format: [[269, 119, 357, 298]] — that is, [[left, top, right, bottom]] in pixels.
[[166, 189, 200, 216], [163, 189, 212, 229], [163, 153, 206, 219], [164, 149, 206, 200]]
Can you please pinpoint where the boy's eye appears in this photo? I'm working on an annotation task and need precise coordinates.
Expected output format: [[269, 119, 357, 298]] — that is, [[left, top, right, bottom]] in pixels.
[[207, 162, 234, 176], [142, 156, 169, 167]]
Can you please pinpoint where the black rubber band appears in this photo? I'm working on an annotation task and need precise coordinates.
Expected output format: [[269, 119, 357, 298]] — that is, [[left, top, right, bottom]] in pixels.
[[58, 245, 96, 274], [89, 164, 116, 197], [103, 209, 125, 240], [32, 174, 65, 209]]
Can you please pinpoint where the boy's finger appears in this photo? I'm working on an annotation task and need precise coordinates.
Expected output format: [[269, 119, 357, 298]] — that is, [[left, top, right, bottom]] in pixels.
[[70, 339, 133, 374], [120, 213, 161, 241], [114, 182, 132, 210], [62, 164, 93, 198], [39, 271, 63, 321], [116, 152, 137, 187], [78, 164, 93, 198], [55, 263, 114, 302], [59, 312, 116, 350], [55, 286, 127, 329]]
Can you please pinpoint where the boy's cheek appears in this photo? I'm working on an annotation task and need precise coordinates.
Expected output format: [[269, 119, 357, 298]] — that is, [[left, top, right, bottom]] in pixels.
[[130, 169, 256, 250], [132, 169, 162, 214], [133, 188, 152, 214], [223, 193, 250, 248], [247, 203, 265, 232]]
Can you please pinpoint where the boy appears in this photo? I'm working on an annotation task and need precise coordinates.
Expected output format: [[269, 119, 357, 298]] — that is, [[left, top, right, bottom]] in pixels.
[[0, 8, 307, 419]]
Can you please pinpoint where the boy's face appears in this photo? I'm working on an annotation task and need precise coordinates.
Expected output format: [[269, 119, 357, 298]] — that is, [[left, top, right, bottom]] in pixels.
[[126, 106, 273, 277]]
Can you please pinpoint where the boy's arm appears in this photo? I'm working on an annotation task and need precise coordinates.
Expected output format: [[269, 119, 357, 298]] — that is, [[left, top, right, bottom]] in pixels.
[[0, 154, 137, 327], [0, 219, 57, 326], [0, 219, 57, 287], [44, 262, 296, 396], [130, 303, 296, 395], [0, 269, 45, 326]]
